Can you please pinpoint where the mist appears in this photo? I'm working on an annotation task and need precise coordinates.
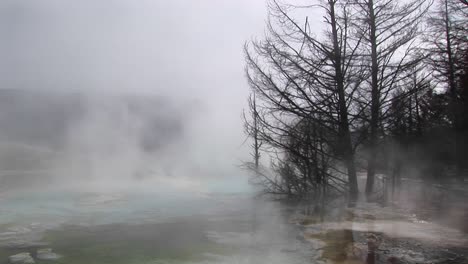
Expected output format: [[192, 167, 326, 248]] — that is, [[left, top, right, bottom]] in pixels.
[[1, 0, 468, 264], [0, 0, 269, 194]]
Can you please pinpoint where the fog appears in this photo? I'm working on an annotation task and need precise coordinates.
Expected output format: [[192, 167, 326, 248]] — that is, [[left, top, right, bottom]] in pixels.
[[0, 0, 269, 193], [1, 1, 468, 264], [0, 3, 308, 263]]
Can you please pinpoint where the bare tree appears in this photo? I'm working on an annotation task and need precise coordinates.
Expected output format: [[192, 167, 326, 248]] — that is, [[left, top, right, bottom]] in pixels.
[[244, 93, 263, 171], [244, 0, 366, 202], [352, 0, 431, 198], [426, 0, 468, 178]]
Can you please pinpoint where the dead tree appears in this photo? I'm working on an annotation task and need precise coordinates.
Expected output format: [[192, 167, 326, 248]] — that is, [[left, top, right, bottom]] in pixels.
[[244, 92, 263, 171], [352, 0, 431, 198], [426, 0, 468, 178], [244, 0, 365, 202]]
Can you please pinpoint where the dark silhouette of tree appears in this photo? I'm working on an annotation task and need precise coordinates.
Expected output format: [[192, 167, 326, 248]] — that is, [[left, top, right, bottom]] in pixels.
[[244, 0, 366, 201], [242, 0, 467, 204], [352, 0, 431, 198], [426, 0, 468, 179], [244, 92, 263, 171]]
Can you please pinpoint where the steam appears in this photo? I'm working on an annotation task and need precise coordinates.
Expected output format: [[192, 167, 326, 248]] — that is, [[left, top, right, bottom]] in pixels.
[[48, 92, 229, 192], [0, 0, 268, 194]]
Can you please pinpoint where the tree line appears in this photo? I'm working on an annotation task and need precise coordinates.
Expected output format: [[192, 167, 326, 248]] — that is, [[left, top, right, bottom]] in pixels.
[[243, 0, 468, 203]]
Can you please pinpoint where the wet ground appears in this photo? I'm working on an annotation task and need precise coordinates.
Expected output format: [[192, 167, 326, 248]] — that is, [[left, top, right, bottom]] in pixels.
[[296, 202, 468, 264]]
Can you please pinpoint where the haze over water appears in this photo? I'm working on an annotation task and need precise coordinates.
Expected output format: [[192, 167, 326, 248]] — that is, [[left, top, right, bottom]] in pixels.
[[1, 1, 468, 264]]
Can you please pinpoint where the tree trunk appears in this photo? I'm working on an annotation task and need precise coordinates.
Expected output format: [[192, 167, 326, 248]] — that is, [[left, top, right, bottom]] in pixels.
[[366, 0, 380, 199], [329, 1, 359, 202]]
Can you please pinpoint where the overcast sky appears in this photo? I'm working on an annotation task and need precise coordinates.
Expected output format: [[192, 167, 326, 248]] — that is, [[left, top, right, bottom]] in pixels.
[[0, 0, 266, 95], [0, 0, 269, 185]]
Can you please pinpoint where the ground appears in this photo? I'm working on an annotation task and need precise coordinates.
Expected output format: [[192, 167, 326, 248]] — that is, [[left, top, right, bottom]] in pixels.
[[296, 201, 468, 264]]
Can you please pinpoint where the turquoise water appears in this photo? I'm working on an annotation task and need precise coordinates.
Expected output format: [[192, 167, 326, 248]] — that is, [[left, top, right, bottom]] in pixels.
[[0, 189, 314, 264], [0, 190, 250, 226], [2, 187, 466, 264]]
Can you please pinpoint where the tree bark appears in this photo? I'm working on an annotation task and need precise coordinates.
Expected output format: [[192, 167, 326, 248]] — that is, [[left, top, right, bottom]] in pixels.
[[366, 0, 380, 199], [329, 0, 359, 202]]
